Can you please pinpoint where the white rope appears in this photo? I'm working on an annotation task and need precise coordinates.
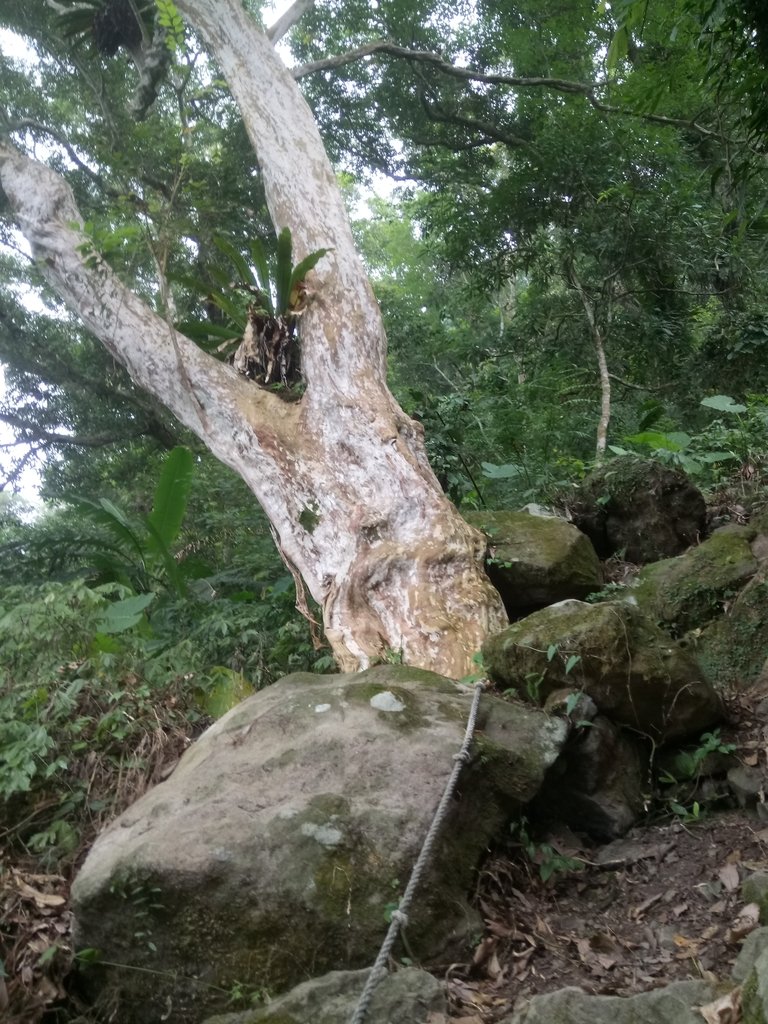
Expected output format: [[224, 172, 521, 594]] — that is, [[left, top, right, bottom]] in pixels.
[[348, 680, 486, 1024]]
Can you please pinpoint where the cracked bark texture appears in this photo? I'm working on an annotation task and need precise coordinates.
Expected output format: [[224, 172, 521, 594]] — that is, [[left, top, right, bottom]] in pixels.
[[0, 0, 506, 677]]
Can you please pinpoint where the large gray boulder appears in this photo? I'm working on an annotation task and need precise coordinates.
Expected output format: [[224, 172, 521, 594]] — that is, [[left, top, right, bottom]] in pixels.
[[466, 509, 602, 616], [71, 666, 568, 1024], [568, 458, 706, 563], [694, 568, 768, 691], [633, 528, 758, 635], [534, 715, 647, 839], [483, 599, 722, 742], [202, 967, 444, 1024], [742, 947, 768, 1024], [499, 981, 716, 1024]]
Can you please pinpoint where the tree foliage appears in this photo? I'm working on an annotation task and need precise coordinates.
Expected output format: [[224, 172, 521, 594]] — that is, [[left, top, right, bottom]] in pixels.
[[2, 6, 768, 1016]]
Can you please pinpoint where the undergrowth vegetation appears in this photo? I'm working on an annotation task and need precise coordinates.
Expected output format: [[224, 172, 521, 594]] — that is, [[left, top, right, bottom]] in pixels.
[[0, 449, 336, 1020]]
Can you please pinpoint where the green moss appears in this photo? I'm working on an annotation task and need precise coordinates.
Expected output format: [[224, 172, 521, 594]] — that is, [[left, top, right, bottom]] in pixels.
[[694, 575, 768, 689], [634, 531, 757, 634], [741, 970, 762, 1024], [298, 506, 320, 533], [250, 1015, 299, 1024], [359, 664, 454, 689], [742, 875, 768, 923], [342, 682, 429, 731], [466, 510, 601, 610], [581, 456, 671, 505]]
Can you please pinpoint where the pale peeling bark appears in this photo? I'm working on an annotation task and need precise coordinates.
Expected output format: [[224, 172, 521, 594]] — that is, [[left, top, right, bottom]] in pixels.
[[0, 0, 507, 677], [567, 265, 613, 461]]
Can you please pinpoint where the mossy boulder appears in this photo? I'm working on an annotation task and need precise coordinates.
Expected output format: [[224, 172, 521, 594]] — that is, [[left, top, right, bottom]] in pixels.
[[741, 946, 768, 1024], [633, 528, 758, 635], [71, 666, 568, 1024], [202, 967, 444, 1024], [483, 599, 722, 742], [569, 458, 706, 563], [466, 509, 602, 616], [694, 570, 768, 689], [499, 981, 716, 1024]]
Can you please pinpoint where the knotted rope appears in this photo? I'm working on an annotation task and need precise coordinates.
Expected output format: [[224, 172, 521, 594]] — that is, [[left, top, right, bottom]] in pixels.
[[348, 680, 486, 1024]]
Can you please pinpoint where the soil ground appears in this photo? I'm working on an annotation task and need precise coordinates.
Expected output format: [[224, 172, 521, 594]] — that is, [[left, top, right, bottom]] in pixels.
[[443, 694, 768, 1022], [3, 688, 767, 1023]]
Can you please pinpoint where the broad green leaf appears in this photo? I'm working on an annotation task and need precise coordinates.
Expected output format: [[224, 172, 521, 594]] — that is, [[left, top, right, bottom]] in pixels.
[[623, 430, 679, 450], [144, 518, 187, 596], [481, 461, 523, 479], [203, 290, 248, 325], [606, 25, 629, 73], [664, 432, 693, 448], [565, 654, 581, 675], [696, 451, 738, 463], [700, 395, 747, 414], [96, 593, 155, 634], [147, 446, 194, 552]]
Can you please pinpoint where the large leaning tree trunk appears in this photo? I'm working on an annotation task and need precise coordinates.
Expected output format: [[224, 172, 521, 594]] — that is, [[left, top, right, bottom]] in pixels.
[[0, 0, 506, 678]]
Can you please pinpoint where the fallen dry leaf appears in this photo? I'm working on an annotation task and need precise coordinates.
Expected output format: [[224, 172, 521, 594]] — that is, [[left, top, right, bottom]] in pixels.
[[726, 902, 760, 943], [486, 952, 502, 981], [15, 880, 66, 908], [718, 864, 740, 891], [596, 954, 617, 970], [697, 985, 742, 1024], [575, 937, 592, 963], [631, 893, 663, 919], [472, 936, 497, 969]]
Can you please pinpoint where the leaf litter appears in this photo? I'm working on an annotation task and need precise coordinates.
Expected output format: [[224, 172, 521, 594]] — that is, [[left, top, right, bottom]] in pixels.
[[442, 696, 768, 1022]]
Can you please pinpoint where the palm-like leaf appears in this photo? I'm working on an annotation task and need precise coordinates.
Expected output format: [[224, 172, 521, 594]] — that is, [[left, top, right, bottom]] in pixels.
[[289, 247, 332, 296], [147, 446, 194, 552], [274, 227, 294, 315]]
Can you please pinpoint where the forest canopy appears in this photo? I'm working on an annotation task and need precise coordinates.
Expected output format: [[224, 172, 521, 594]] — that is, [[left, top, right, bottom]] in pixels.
[[0, 0, 767, 685]]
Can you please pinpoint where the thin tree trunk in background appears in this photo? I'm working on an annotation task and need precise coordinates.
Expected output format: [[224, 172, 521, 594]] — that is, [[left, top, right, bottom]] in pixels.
[[567, 263, 613, 461]]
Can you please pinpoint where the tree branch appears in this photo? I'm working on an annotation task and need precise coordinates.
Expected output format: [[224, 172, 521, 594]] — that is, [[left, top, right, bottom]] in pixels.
[[1, 116, 173, 201], [292, 39, 741, 146], [0, 410, 155, 449], [0, 141, 295, 456], [420, 94, 532, 149], [292, 40, 594, 95], [267, 0, 315, 44], [586, 96, 741, 142]]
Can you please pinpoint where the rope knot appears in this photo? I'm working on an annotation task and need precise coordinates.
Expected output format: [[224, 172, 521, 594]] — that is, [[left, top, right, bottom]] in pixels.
[[453, 749, 471, 764], [391, 909, 409, 927]]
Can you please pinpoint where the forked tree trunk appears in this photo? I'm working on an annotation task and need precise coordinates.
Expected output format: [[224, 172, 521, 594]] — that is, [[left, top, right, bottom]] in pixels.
[[0, 0, 506, 676]]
